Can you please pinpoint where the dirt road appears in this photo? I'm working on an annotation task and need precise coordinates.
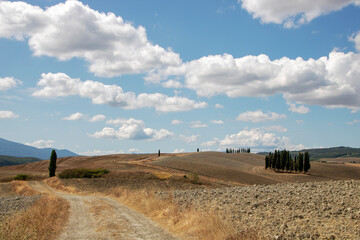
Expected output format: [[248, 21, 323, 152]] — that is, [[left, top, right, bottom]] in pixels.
[[28, 181, 178, 240]]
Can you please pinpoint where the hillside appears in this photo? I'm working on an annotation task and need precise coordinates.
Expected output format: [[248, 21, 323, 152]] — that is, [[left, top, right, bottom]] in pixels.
[[0, 155, 41, 167], [0, 137, 78, 161], [150, 152, 360, 185], [1, 152, 360, 185]]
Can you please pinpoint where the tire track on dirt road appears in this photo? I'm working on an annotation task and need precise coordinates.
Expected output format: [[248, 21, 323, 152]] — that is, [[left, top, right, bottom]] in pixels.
[[28, 181, 178, 240]]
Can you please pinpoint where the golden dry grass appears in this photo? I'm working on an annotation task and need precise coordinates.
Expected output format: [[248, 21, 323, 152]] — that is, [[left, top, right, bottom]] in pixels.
[[0, 193, 70, 240], [108, 187, 258, 240], [44, 177, 78, 193], [11, 181, 38, 196], [152, 171, 172, 180]]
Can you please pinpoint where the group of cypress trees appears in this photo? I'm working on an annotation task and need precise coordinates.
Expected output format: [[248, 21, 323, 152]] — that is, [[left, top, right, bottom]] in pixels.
[[265, 150, 311, 173], [226, 148, 251, 153]]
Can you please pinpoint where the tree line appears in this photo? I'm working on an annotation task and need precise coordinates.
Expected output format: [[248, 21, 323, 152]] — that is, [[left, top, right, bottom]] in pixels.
[[265, 150, 310, 173], [226, 148, 251, 153]]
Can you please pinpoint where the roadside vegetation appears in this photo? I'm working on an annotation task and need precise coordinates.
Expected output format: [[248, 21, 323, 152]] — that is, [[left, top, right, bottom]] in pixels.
[[0, 181, 69, 240]]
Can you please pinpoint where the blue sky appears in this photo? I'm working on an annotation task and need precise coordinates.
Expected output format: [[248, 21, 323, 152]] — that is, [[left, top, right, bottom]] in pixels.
[[1, 0, 360, 155]]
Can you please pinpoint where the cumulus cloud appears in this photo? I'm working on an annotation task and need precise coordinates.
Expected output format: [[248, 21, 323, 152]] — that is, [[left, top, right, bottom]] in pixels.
[[25, 139, 54, 148], [91, 118, 174, 141], [201, 127, 303, 151], [0, 0, 181, 77], [349, 31, 360, 52], [88, 114, 106, 122], [211, 120, 224, 124], [128, 148, 140, 153], [0, 77, 21, 91], [215, 104, 224, 109], [148, 51, 360, 112], [81, 149, 124, 156], [63, 112, 87, 121], [239, 0, 360, 28], [171, 119, 183, 125], [287, 101, 310, 114], [261, 125, 288, 132], [173, 148, 185, 153], [179, 134, 199, 143], [236, 110, 286, 122], [161, 79, 183, 88], [190, 121, 208, 128], [0, 110, 19, 119], [33, 73, 207, 112]]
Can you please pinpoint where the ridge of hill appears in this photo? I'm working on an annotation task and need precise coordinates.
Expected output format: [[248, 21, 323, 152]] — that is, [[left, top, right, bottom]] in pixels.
[[0, 137, 78, 162], [258, 146, 360, 161], [0, 155, 41, 167]]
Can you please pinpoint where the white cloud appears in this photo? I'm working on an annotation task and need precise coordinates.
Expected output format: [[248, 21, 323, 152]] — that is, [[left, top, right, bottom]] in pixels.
[[261, 125, 288, 132], [211, 120, 224, 124], [33, 73, 207, 112], [215, 104, 224, 109], [81, 149, 124, 156], [349, 31, 360, 52], [346, 119, 360, 125], [0, 110, 19, 119], [287, 101, 310, 114], [88, 114, 106, 122], [190, 121, 208, 128], [91, 118, 174, 140], [128, 148, 140, 153], [0, 77, 21, 91], [296, 120, 304, 124], [236, 110, 286, 122], [25, 139, 54, 148], [0, 0, 181, 77], [173, 148, 185, 153], [149, 51, 360, 112], [162, 79, 183, 88], [179, 134, 199, 143], [63, 112, 87, 121], [239, 0, 360, 28], [201, 127, 303, 151], [171, 119, 183, 125]]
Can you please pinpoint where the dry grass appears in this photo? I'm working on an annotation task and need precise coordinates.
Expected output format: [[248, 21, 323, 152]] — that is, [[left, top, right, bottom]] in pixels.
[[11, 181, 38, 196], [108, 187, 258, 239], [0, 193, 70, 240], [44, 177, 78, 193], [152, 171, 172, 180]]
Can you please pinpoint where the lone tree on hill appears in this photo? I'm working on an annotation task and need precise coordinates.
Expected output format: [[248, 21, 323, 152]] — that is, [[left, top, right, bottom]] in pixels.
[[158, 149, 161, 157], [48, 149, 57, 177], [298, 152, 304, 172]]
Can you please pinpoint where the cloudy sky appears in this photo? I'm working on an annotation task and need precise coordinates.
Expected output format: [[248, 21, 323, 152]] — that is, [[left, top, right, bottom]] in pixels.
[[1, 0, 360, 155]]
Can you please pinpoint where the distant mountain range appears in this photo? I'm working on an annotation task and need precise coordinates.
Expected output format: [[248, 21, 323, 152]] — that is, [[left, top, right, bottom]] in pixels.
[[259, 146, 360, 161], [0, 137, 78, 162]]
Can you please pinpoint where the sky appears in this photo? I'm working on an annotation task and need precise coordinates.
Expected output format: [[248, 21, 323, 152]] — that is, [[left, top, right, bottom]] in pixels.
[[1, 0, 360, 155]]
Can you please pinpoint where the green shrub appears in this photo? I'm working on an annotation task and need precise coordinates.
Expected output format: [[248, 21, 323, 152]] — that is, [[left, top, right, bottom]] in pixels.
[[58, 168, 109, 179], [186, 171, 201, 185], [14, 174, 30, 181]]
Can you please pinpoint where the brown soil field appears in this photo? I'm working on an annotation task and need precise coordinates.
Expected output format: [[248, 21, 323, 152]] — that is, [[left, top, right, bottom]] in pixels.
[[150, 152, 360, 185]]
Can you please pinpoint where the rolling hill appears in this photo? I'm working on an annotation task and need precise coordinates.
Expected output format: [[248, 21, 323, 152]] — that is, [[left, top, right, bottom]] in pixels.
[[0, 137, 78, 161], [0, 155, 41, 167]]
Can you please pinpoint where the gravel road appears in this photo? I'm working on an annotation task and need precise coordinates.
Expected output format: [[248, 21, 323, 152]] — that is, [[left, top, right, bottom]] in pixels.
[[29, 181, 178, 240]]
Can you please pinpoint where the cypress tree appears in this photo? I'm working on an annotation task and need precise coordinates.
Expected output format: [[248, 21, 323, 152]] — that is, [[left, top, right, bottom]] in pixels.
[[48, 149, 57, 177], [275, 150, 281, 170], [289, 155, 294, 171], [304, 152, 311, 172], [280, 150, 286, 171], [158, 149, 161, 157], [285, 150, 290, 172], [272, 150, 277, 169], [298, 152, 304, 172], [265, 156, 269, 169], [197, 148, 199, 152], [294, 156, 298, 172]]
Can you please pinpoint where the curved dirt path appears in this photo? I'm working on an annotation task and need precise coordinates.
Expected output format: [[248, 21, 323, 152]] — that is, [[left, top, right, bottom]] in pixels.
[[28, 181, 178, 240]]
